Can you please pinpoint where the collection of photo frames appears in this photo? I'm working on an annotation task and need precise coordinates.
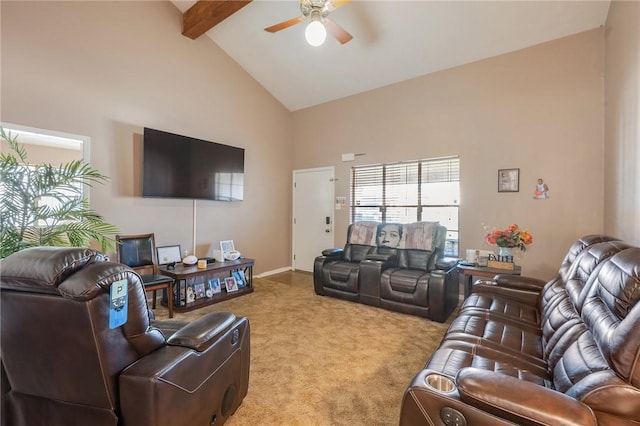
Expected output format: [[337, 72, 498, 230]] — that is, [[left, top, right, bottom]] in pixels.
[[156, 240, 246, 305], [183, 269, 247, 304]]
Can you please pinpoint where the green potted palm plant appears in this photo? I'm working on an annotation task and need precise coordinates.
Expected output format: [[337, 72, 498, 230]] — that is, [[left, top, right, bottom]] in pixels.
[[0, 127, 119, 258]]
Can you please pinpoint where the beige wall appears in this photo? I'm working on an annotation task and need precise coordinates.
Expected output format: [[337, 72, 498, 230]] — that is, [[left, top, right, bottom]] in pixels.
[[604, 0, 640, 245], [1, 1, 293, 274], [3, 2, 633, 281], [293, 29, 606, 280]]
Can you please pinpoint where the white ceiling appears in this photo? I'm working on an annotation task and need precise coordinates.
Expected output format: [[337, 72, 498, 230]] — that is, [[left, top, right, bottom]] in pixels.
[[171, 1, 611, 112]]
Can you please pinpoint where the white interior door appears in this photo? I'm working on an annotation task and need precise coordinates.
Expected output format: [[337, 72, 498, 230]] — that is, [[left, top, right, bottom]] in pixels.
[[292, 167, 335, 272]]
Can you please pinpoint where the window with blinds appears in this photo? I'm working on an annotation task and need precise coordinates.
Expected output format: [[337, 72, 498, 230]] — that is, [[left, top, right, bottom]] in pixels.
[[351, 156, 460, 256]]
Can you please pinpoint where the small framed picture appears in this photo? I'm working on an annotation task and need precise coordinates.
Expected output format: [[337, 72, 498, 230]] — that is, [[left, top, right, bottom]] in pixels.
[[156, 245, 182, 265], [194, 282, 206, 299], [233, 270, 246, 288], [186, 284, 195, 303], [498, 168, 520, 192], [224, 276, 238, 292], [208, 278, 221, 295], [220, 240, 235, 259]]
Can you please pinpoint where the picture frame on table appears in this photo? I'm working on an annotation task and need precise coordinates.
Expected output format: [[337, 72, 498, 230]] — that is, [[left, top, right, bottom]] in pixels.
[[208, 278, 221, 295], [186, 285, 195, 303], [156, 245, 182, 265], [498, 168, 520, 192], [224, 276, 238, 293], [232, 270, 246, 288], [194, 282, 206, 299], [220, 240, 235, 260]]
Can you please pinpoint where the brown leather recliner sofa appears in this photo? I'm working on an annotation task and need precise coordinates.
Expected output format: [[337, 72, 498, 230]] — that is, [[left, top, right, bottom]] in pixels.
[[314, 221, 458, 323], [401, 235, 640, 425], [0, 247, 250, 426]]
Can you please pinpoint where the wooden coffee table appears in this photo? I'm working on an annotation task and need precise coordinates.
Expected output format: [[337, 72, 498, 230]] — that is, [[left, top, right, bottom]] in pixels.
[[457, 263, 522, 299]]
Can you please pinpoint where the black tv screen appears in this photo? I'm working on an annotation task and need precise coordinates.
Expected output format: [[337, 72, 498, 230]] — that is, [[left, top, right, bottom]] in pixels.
[[142, 128, 244, 201]]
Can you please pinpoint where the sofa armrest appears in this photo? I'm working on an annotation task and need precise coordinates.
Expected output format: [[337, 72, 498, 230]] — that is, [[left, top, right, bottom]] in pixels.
[[436, 257, 458, 271], [457, 367, 597, 426], [321, 247, 344, 257], [120, 316, 250, 426], [166, 312, 237, 352], [359, 257, 397, 306], [426, 268, 459, 323], [492, 274, 546, 292]]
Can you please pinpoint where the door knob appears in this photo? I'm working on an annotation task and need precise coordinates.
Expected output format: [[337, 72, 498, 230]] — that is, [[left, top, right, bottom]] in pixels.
[[325, 229, 330, 233]]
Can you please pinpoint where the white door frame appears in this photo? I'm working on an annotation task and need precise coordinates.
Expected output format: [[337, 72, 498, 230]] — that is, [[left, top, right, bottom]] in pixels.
[[292, 166, 335, 271]]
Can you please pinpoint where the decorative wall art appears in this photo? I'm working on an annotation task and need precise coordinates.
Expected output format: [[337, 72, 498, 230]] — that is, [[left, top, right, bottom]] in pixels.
[[498, 168, 520, 192], [534, 178, 550, 199]]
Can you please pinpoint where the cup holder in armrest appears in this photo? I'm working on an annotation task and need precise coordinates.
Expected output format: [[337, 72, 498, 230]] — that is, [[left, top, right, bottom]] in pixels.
[[425, 374, 456, 393]]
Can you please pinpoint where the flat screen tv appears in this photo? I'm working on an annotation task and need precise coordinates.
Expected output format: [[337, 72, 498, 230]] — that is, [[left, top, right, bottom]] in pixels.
[[142, 127, 244, 201]]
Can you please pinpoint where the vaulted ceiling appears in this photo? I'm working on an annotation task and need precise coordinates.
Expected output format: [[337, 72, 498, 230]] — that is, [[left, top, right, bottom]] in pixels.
[[171, 1, 611, 112]]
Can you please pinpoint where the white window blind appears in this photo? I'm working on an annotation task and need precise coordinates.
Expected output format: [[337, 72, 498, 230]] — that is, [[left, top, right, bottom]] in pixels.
[[351, 156, 460, 256]]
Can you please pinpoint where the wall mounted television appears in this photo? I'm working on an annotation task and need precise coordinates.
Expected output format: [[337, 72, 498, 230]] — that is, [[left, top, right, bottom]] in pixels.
[[142, 127, 244, 201]]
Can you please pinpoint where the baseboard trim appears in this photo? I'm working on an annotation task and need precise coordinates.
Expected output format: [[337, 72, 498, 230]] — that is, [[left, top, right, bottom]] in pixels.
[[256, 266, 292, 278]]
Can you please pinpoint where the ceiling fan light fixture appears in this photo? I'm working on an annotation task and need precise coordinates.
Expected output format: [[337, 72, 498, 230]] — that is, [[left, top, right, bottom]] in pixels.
[[305, 20, 326, 46]]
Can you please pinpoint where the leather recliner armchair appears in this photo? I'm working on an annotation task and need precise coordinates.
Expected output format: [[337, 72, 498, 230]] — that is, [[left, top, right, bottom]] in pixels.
[[0, 247, 250, 426]]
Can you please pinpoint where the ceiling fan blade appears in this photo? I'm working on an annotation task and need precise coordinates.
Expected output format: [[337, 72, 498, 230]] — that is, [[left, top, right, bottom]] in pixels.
[[264, 16, 305, 33], [324, 18, 353, 44]]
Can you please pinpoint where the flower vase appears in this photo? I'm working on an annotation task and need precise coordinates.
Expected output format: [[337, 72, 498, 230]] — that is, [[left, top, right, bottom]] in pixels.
[[498, 246, 514, 263]]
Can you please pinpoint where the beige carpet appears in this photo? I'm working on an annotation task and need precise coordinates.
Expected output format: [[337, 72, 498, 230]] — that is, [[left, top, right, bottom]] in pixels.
[[153, 271, 455, 426]]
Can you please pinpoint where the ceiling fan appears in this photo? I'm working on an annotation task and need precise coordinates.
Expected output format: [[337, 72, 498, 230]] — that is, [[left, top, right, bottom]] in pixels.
[[264, 0, 353, 47]]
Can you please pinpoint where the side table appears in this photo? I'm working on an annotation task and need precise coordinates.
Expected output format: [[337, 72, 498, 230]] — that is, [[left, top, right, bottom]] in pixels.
[[457, 263, 522, 299]]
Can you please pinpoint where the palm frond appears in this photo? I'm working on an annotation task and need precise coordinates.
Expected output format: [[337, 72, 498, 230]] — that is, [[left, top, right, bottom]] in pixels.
[[0, 126, 119, 258]]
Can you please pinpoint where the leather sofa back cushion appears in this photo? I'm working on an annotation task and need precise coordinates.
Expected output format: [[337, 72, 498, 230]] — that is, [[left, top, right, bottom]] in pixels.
[[397, 249, 434, 272], [559, 235, 620, 282], [344, 244, 373, 263], [581, 248, 640, 385], [564, 241, 633, 313], [545, 248, 640, 400]]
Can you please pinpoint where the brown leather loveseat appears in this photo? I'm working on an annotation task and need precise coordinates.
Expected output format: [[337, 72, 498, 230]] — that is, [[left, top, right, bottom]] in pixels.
[[0, 247, 250, 426], [314, 221, 458, 323], [401, 235, 640, 425]]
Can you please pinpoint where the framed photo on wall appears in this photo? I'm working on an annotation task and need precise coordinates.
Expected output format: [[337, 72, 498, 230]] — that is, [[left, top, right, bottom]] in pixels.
[[498, 168, 520, 192]]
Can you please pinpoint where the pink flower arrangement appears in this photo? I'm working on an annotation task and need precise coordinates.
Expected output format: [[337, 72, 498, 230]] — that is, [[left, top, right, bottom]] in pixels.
[[485, 224, 533, 251]]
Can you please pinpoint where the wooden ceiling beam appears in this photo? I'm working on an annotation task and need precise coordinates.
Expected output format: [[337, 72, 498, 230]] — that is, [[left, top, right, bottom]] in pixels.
[[182, 0, 253, 40]]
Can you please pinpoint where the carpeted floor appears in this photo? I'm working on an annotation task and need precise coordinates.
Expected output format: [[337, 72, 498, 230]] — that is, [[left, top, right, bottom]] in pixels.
[[153, 271, 456, 426]]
